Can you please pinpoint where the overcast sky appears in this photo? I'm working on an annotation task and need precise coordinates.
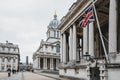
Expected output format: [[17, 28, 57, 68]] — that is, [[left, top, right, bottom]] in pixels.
[[0, 0, 76, 63]]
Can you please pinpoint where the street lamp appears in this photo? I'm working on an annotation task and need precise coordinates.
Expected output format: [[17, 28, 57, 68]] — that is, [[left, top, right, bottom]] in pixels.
[[84, 52, 95, 63], [84, 52, 90, 61]]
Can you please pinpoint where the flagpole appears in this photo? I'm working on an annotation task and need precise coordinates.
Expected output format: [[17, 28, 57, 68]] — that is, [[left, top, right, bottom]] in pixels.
[[91, 0, 109, 63]]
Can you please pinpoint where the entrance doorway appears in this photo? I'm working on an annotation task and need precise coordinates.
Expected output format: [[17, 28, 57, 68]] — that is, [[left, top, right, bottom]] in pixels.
[[90, 67, 100, 80], [40, 58, 43, 69], [53, 58, 56, 70], [47, 58, 50, 69]]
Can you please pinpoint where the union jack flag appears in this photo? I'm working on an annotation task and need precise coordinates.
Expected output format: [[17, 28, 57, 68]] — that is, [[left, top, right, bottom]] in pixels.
[[79, 7, 95, 28]]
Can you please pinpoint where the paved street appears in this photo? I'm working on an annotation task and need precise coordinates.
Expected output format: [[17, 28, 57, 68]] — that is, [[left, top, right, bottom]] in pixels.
[[23, 72, 55, 80], [0, 72, 56, 80], [0, 72, 8, 80]]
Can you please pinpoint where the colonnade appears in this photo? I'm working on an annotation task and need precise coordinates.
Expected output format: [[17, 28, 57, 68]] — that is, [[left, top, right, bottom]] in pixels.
[[60, 22, 94, 63], [60, 0, 118, 64], [37, 57, 60, 70]]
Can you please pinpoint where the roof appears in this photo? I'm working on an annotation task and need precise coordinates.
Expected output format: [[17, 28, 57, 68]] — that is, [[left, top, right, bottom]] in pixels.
[[48, 13, 60, 28]]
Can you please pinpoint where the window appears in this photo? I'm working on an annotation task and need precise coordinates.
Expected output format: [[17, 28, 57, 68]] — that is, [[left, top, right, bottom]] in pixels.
[[14, 48, 16, 51], [57, 31, 59, 38], [8, 58, 11, 62], [2, 47, 5, 51], [13, 59, 16, 63], [56, 44, 60, 53], [54, 31, 56, 37], [8, 48, 10, 51], [7, 65, 11, 68], [2, 66, 4, 70], [51, 46, 54, 50], [2, 58, 4, 62]]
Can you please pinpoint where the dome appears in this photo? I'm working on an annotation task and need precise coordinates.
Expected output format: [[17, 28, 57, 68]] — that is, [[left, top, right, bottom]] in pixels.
[[48, 13, 60, 28]]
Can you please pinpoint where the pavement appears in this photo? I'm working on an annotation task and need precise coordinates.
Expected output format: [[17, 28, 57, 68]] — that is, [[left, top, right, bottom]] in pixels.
[[0, 71, 70, 80], [0, 72, 8, 80], [34, 72, 61, 80], [0, 72, 57, 80], [0, 72, 23, 80], [23, 72, 54, 80]]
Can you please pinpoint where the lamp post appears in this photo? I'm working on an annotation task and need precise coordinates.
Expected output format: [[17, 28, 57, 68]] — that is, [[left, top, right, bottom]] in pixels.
[[84, 52, 90, 61], [84, 52, 94, 63]]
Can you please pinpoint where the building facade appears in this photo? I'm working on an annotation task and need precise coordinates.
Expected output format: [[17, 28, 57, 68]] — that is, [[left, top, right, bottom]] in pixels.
[[33, 13, 60, 71], [59, 0, 120, 80], [0, 41, 20, 71], [19, 63, 32, 71]]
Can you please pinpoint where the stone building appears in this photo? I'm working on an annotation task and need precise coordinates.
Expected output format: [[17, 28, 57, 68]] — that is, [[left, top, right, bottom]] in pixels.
[[33, 13, 60, 71], [0, 41, 20, 71], [19, 63, 32, 71], [59, 0, 120, 80]]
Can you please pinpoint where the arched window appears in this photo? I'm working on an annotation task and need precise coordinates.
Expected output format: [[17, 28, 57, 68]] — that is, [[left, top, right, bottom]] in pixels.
[[56, 44, 60, 53]]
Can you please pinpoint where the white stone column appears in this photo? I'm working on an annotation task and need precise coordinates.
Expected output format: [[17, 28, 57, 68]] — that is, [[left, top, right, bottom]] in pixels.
[[69, 27, 73, 61], [63, 33, 67, 63], [5, 58, 7, 71], [15, 58, 18, 70], [80, 39, 83, 58], [10, 58, 13, 70], [60, 34, 63, 62], [89, 22, 94, 57], [51, 58, 53, 69], [35, 57, 37, 69], [73, 24, 77, 60], [38, 57, 40, 69], [83, 26, 88, 55], [109, 0, 117, 53], [35, 58, 38, 69], [56, 59, 58, 69], [37, 57, 39, 69]]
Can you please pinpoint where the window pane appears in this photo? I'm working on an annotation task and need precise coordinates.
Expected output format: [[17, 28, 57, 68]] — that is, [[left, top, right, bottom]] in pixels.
[[56, 44, 60, 53]]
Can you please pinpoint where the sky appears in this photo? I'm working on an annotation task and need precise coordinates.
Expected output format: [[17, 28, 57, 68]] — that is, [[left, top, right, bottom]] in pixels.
[[0, 0, 77, 63]]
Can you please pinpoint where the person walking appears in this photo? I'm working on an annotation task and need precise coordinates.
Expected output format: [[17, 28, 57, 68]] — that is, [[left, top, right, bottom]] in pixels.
[[7, 68, 11, 77]]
